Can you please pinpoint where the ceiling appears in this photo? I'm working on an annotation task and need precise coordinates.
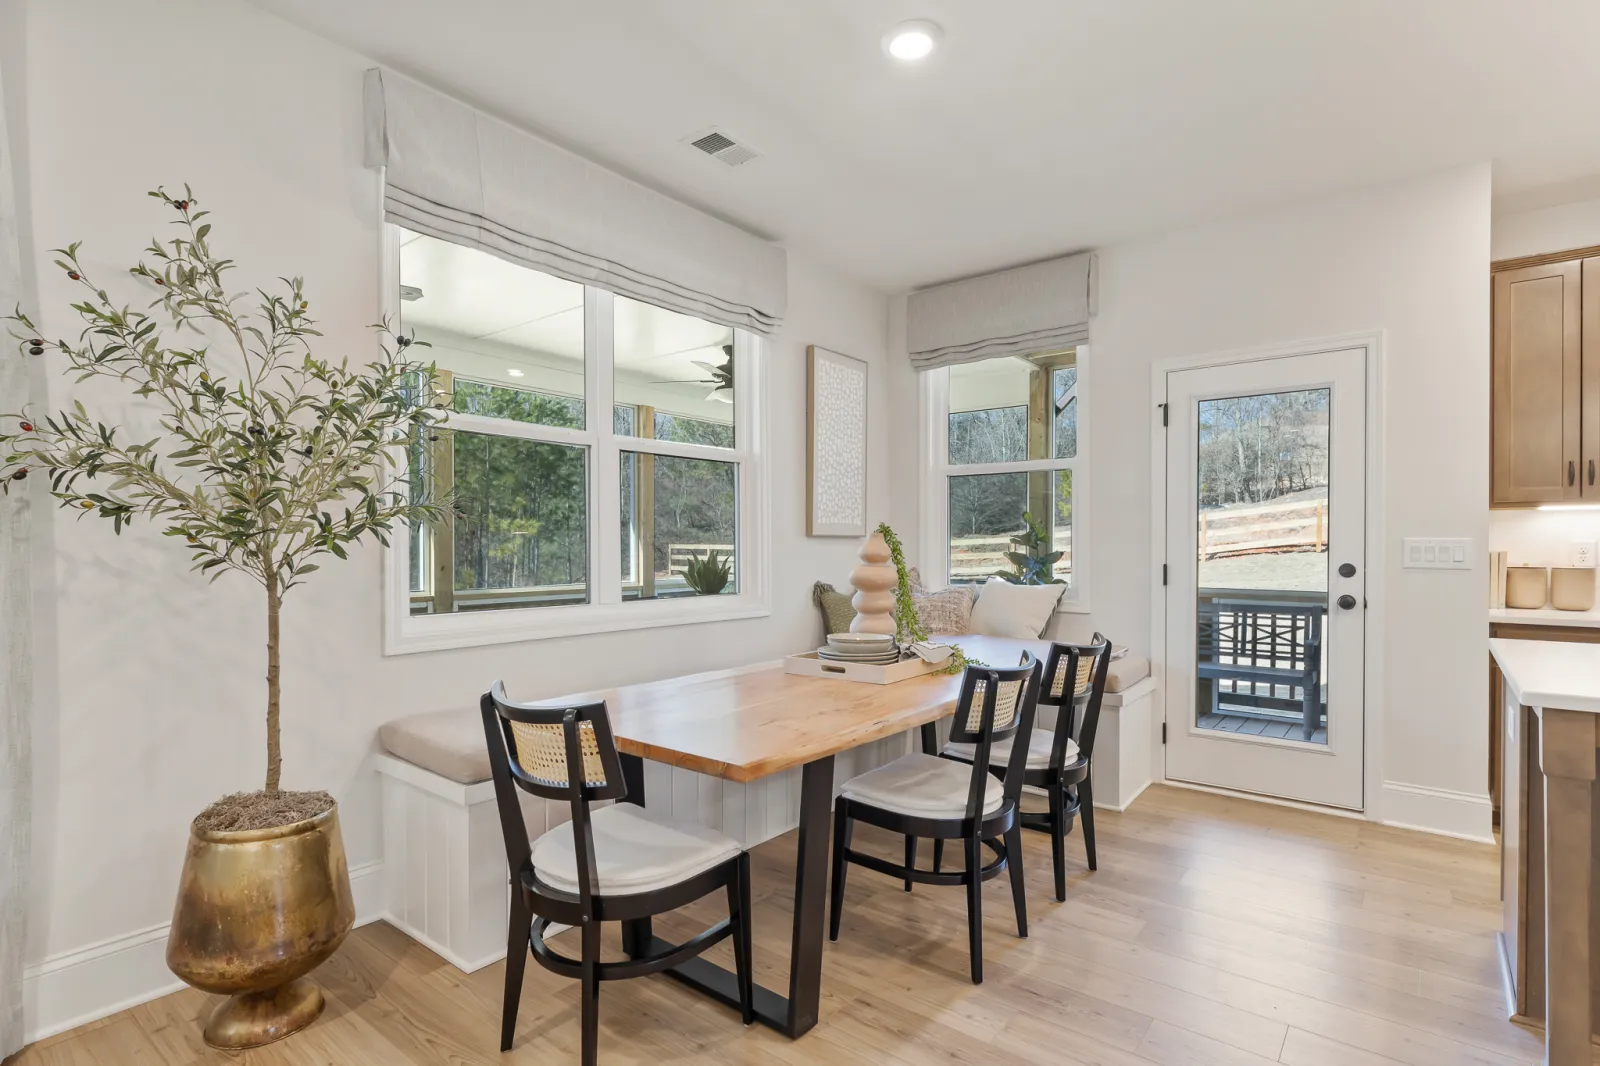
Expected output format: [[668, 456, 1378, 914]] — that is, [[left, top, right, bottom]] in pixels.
[[253, 0, 1600, 291]]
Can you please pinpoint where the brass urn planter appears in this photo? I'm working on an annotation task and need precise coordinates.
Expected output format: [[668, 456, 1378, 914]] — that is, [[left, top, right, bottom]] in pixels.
[[166, 803, 354, 1049]]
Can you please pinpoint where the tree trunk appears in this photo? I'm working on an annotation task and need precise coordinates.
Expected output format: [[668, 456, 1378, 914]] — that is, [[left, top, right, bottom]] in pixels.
[[264, 553, 282, 793]]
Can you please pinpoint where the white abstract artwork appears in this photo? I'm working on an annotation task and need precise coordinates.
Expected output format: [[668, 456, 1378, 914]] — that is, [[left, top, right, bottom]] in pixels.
[[807, 346, 868, 536]]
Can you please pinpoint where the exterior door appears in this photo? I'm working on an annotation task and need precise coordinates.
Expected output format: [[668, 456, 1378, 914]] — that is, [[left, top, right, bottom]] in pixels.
[[1163, 347, 1366, 809]]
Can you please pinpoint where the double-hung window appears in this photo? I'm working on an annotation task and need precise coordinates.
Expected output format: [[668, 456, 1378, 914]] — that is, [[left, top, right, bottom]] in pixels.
[[923, 349, 1086, 607], [385, 228, 767, 652]]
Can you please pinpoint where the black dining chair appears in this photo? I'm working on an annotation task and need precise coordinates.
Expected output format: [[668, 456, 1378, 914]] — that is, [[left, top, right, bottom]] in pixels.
[[828, 653, 1041, 984], [481, 682, 754, 1065], [940, 634, 1113, 900]]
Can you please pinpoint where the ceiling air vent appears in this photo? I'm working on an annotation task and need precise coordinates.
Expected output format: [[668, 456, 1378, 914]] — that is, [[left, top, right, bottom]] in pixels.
[[686, 128, 759, 167]]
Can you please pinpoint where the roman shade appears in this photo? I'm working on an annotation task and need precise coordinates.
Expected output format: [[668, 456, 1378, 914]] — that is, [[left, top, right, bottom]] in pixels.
[[907, 252, 1096, 370], [363, 68, 787, 336]]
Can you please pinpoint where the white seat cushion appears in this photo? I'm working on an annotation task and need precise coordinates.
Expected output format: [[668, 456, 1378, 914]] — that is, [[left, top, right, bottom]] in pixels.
[[530, 803, 741, 896], [839, 753, 1003, 819], [944, 726, 1080, 771]]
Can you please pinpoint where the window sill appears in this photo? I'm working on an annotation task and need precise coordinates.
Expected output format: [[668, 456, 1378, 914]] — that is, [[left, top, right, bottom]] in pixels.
[[384, 592, 771, 655]]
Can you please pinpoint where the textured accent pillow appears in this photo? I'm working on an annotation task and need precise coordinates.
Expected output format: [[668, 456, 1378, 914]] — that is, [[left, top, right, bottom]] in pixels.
[[968, 577, 1065, 638], [812, 581, 856, 636], [906, 566, 925, 593], [912, 585, 975, 635]]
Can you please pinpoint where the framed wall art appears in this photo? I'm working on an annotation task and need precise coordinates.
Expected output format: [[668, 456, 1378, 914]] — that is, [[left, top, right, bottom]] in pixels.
[[806, 345, 869, 537]]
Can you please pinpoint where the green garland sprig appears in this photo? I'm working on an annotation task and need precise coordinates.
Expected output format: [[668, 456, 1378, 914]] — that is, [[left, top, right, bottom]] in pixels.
[[876, 521, 980, 676]]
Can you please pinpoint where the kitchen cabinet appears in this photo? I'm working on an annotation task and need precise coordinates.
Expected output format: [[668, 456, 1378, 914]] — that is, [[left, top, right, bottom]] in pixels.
[[1491, 254, 1600, 506]]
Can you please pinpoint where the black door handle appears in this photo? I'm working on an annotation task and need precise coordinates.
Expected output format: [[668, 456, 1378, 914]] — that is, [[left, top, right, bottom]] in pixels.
[[1338, 562, 1356, 578], [1336, 594, 1357, 610], [1571, 460, 1577, 486], [1589, 459, 1594, 486]]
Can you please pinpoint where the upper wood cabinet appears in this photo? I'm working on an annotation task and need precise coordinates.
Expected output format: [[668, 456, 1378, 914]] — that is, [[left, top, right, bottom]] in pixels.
[[1491, 256, 1598, 506]]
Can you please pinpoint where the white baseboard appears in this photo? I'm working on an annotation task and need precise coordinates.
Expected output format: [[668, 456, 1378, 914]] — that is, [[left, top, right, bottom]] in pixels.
[[20, 859, 385, 1046], [1379, 780, 1495, 844]]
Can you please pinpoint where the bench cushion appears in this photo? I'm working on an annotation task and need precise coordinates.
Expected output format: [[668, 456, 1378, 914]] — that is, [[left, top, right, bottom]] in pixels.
[[530, 803, 742, 896], [379, 708, 491, 785], [1105, 655, 1149, 693]]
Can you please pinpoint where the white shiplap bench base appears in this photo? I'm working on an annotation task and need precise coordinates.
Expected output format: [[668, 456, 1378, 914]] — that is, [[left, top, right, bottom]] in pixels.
[[372, 733, 914, 972]]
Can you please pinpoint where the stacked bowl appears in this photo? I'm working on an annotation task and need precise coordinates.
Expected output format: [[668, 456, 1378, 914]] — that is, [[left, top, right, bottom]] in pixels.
[[818, 632, 900, 665]]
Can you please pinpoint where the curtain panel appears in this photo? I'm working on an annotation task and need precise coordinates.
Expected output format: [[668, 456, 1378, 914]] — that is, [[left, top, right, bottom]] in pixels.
[[907, 251, 1096, 370], [363, 68, 787, 336], [0, 47, 33, 1061]]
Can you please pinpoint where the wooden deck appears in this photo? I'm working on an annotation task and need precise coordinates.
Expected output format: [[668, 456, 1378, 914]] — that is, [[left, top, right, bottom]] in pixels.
[[9, 785, 1552, 1066], [1200, 710, 1329, 745]]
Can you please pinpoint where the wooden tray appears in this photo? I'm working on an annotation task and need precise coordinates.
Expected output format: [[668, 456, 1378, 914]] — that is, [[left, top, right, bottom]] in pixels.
[[783, 651, 940, 685]]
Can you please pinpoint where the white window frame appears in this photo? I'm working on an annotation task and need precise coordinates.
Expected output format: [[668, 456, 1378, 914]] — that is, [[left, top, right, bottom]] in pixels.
[[380, 225, 771, 655], [919, 347, 1090, 613]]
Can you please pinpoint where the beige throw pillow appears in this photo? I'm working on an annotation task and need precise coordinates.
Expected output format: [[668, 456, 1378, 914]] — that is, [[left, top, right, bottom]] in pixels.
[[912, 585, 975, 635]]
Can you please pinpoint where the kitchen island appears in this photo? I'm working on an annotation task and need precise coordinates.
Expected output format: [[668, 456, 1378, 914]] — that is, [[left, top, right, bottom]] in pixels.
[[1491, 637, 1600, 1066]]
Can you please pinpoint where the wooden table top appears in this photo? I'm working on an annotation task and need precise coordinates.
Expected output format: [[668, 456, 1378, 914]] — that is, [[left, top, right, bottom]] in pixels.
[[554, 635, 1049, 783]]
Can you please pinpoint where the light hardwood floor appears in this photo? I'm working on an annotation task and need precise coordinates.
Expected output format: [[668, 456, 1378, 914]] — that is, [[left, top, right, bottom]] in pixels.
[[8, 785, 1566, 1066]]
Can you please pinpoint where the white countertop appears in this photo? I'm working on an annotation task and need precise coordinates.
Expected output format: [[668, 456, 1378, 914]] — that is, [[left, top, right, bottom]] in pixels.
[[1490, 606, 1600, 628], [1490, 638, 1600, 713]]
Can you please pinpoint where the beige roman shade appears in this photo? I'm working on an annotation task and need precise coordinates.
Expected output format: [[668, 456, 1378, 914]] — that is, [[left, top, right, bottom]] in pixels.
[[907, 252, 1096, 370], [363, 68, 787, 336]]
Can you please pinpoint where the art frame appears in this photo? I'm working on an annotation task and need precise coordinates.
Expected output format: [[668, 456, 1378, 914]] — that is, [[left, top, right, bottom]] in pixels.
[[806, 345, 869, 537]]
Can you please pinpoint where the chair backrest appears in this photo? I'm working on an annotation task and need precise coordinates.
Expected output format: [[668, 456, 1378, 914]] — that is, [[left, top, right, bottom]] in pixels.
[[479, 681, 628, 907], [947, 652, 1041, 817], [1041, 634, 1113, 766]]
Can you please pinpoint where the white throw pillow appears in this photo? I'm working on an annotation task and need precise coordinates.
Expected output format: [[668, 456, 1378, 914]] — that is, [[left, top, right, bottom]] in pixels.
[[967, 577, 1065, 639]]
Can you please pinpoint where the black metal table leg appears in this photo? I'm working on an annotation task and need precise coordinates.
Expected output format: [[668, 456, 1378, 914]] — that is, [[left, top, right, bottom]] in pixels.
[[784, 755, 835, 1037], [618, 753, 653, 959], [920, 721, 939, 755], [625, 753, 836, 1038]]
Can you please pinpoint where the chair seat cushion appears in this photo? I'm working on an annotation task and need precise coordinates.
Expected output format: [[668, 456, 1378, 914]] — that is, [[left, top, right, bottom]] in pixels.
[[378, 708, 490, 784], [839, 753, 1003, 819], [944, 726, 1080, 771], [530, 803, 742, 896]]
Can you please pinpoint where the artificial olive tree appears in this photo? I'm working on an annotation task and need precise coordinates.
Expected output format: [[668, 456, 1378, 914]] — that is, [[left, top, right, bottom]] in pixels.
[[1, 187, 444, 793]]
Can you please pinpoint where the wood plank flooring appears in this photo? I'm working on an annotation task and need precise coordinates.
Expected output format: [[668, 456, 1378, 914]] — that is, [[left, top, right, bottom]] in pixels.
[[7, 785, 1565, 1066]]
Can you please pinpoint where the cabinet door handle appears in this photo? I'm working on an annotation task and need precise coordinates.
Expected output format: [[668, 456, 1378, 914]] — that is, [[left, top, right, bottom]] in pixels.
[[1571, 460, 1577, 486], [1589, 459, 1594, 486]]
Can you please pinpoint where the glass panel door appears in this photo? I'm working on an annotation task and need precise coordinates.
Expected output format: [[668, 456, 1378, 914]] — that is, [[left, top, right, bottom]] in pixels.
[[1164, 348, 1366, 810], [1195, 388, 1330, 744]]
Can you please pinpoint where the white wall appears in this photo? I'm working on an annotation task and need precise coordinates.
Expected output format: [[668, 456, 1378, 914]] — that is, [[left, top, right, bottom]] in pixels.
[[1493, 194, 1600, 261], [14, 0, 890, 1040], [894, 165, 1494, 838]]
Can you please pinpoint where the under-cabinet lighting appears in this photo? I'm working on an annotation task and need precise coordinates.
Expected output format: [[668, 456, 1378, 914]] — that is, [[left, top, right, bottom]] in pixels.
[[1536, 504, 1600, 511]]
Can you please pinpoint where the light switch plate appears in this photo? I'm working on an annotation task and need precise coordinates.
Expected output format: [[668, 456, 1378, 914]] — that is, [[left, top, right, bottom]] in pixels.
[[1571, 541, 1597, 567], [1402, 537, 1473, 570]]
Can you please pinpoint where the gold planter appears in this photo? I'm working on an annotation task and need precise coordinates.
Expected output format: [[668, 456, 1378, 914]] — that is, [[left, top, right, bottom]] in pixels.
[[166, 803, 354, 1049]]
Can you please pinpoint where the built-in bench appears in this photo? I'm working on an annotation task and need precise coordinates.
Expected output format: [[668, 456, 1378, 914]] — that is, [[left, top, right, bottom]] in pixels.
[[371, 652, 1154, 973]]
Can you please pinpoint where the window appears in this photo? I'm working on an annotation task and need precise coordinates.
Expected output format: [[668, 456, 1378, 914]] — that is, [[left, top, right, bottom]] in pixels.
[[926, 350, 1085, 606], [388, 229, 766, 651]]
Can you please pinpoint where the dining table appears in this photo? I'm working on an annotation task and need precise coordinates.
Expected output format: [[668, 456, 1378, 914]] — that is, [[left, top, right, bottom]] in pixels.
[[544, 633, 1049, 1039]]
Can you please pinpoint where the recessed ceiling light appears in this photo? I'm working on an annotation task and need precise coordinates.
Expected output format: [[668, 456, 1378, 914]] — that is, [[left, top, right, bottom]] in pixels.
[[506, 368, 525, 378], [883, 19, 941, 61]]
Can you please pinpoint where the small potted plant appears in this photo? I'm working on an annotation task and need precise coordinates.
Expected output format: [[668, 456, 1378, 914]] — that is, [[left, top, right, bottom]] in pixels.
[[1, 188, 445, 1048], [993, 511, 1065, 585], [682, 548, 732, 595]]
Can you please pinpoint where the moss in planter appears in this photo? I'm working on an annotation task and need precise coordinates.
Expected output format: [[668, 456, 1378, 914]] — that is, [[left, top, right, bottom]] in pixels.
[[193, 789, 335, 833]]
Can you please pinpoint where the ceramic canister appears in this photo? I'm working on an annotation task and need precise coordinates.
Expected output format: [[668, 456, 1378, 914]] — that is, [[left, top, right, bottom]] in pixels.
[[1505, 565, 1549, 609], [1550, 566, 1597, 611]]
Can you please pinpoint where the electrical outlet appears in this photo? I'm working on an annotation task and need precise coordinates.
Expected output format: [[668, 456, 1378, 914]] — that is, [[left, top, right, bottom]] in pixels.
[[1571, 541, 1597, 567]]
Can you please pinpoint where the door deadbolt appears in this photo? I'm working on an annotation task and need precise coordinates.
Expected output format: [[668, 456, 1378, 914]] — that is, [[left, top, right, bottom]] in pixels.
[[1338, 562, 1357, 578]]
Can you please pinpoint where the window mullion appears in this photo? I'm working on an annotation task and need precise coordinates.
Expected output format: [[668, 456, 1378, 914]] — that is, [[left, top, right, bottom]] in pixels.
[[590, 287, 622, 606]]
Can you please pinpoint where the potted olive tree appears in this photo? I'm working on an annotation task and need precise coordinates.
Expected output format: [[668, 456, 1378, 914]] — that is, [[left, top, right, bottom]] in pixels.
[[1, 188, 445, 1049]]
